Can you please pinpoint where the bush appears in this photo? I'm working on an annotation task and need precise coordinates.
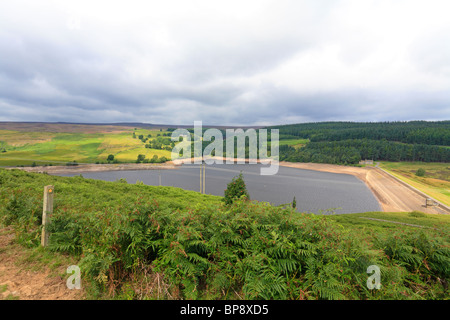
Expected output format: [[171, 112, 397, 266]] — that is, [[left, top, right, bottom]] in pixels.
[[223, 173, 250, 205], [415, 168, 426, 177], [150, 155, 158, 163], [409, 211, 426, 218], [376, 231, 450, 281], [0, 189, 42, 246]]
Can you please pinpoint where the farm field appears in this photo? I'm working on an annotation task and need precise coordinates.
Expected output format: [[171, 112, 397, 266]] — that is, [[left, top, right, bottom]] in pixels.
[[378, 161, 450, 206], [0, 124, 173, 166], [278, 138, 309, 149]]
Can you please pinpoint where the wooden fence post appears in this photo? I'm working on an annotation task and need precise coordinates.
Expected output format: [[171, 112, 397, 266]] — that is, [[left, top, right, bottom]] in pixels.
[[41, 185, 54, 247]]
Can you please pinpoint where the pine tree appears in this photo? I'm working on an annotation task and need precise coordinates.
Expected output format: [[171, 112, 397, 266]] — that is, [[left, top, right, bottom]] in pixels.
[[224, 173, 249, 205]]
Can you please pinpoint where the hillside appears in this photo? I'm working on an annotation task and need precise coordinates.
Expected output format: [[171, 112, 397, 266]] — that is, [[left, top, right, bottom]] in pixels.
[[0, 123, 173, 166], [1, 121, 449, 168], [274, 121, 450, 164], [0, 168, 448, 300]]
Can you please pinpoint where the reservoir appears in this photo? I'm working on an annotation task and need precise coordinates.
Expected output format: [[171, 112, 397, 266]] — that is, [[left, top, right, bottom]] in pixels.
[[58, 163, 381, 214]]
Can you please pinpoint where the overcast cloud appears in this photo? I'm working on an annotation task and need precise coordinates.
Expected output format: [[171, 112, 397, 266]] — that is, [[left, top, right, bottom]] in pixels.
[[0, 0, 449, 126]]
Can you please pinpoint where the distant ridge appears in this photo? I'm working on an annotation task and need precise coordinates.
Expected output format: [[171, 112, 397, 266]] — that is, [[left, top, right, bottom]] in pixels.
[[0, 121, 265, 130]]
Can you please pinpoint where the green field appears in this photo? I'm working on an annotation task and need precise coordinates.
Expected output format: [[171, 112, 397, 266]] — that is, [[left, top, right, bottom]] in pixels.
[[0, 125, 173, 166], [328, 211, 450, 233], [0, 126, 312, 166], [378, 161, 450, 206], [279, 138, 309, 148]]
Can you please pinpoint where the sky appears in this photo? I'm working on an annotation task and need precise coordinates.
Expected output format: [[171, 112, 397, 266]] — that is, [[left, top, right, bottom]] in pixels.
[[0, 0, 449, 126]]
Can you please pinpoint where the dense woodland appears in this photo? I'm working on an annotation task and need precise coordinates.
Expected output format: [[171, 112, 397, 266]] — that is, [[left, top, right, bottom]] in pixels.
[[280, 140, 449, 164], [272, 121, 450, 165], [165, 121, 450, 165], [271, 121, 450, 146], [177, 121, 449, 165]]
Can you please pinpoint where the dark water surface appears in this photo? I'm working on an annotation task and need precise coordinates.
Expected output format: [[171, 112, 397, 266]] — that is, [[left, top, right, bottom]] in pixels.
[[58, 163, 381, 214]]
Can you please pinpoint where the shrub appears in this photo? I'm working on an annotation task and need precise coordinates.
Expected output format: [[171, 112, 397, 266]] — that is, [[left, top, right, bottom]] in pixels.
[[409, 211, 426, 218], [376, 230, 450, 284], [415, 168, 426, 177], [47, 209, 83, 255], [0, 189, 42, 246], [223, 173, 250, 205], [150, 155, 158, 163]]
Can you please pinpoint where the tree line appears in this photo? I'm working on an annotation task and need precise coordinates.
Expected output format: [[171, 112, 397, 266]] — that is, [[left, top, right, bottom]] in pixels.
[[270, 121, 450, 146], [280, 139, 450, 164], [171, 121, 450, 164], [268, 121, 450, 164]]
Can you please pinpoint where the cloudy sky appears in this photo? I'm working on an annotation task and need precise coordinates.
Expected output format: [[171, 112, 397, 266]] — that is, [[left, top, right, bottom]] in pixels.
[[0, 0, 449, 126]]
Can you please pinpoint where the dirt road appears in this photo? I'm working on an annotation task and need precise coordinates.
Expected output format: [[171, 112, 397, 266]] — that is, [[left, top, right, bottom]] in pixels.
[[0, 227, 85, 300], [279, 162, 448, 214]]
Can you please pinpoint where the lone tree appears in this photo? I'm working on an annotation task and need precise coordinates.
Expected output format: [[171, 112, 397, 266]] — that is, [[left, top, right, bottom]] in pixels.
[[136, 154, 146, 163], [150, 154, 159, 163], [224, 172, 250, 205], [107, 154, 115, 162]]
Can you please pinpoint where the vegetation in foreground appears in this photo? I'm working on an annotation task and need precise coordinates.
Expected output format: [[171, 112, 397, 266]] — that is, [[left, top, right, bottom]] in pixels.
[[0, 168, 448, 300]]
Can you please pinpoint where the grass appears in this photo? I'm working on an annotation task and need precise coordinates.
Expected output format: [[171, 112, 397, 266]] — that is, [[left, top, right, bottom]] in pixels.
[[0, 168, 222, 212], [0, 284, 19, 300], [378, 161, 450, 206], [0, 133, 106, 165], [0, 127, 174, 166], [1, 168, 449, 300], [327, 211, 450, 234], [0, 129, 57, 147], [15, 245, 75, 275], [0, 225, 82, 300], [114, 146, 172, 163], [279, 138, 309, 149]]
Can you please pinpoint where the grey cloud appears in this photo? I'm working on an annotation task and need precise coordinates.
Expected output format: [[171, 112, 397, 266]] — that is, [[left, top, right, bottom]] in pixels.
[[0, 0, 449, 126]]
